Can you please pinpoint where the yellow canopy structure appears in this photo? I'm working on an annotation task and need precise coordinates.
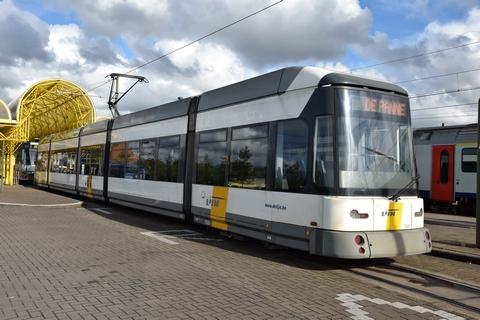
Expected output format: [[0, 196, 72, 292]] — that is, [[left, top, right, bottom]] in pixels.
[[0, 99, 12, 123], [0, 79, 96, 185]]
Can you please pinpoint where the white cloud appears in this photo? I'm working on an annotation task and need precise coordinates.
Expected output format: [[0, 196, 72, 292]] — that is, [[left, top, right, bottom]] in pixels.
[[47, 24, 85, 65], [2, 0, 479, 129], [153, 40, 255, 90], [46, 0, 169, 37], [350, 7, 480, 127], [50, 0, 372, 67], [112, 41, 256, 116], [0, 0, 52, 65]]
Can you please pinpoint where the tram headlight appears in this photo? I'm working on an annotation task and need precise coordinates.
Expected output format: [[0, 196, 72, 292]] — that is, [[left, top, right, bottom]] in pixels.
[[350, 210, 369, 219]]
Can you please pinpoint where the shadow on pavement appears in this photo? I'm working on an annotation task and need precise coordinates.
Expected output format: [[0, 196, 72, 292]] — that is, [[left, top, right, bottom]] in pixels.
[[78, 199, 396, 273]]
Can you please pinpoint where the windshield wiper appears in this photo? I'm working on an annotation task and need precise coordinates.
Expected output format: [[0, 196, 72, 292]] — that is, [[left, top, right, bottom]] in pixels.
[[365, 147, 398, 162], [388, 175, 420, 202]]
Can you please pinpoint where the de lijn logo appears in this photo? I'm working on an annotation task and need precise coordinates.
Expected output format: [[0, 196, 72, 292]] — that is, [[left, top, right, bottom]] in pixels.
[[382, 207, 400, 217], [201, 192, 224, 208]]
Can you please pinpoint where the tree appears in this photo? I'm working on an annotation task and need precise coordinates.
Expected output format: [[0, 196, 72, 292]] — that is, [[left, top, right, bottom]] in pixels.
[[230, 145, 252, 187]]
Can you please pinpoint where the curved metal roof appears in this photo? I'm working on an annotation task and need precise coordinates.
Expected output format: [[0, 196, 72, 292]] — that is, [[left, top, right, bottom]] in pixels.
[[7, 79, 96, 140], [0, 99, 12, 123]]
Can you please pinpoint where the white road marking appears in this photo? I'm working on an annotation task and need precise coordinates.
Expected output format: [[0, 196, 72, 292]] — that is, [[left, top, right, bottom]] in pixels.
[[141, 231, 179, 245], [336, 293, 465, 320], [157, 229, 201, 234], [140, 229, 223, 245], [0, 201, 83, 207], [92, 208, 112, 215]]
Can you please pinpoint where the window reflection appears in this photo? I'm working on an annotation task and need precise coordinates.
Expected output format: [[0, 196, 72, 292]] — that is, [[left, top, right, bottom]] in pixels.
[[50, 149, 77, 174], [109, 136, 182, 182], [37, 152, 48, 171], [228, 125, 268, 189], [314, 116, 334, 189], [110, 142, 126, 178], [335, 89, 415, 193], [139, 139, 156, 180], [157, 136, 180, 182], [275, 120, 308, 192], [80, 145, 104, 176], [196, 139, 227, 185]]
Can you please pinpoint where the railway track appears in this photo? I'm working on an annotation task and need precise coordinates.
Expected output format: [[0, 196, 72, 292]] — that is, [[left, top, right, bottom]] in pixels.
[[425, 218, 476, 229], [222, 227, 479, 317], [335, 258, 480, 318]]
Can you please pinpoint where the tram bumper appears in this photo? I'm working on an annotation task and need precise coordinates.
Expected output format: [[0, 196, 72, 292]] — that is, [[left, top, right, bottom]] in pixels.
[[309, 228, 432, 259]]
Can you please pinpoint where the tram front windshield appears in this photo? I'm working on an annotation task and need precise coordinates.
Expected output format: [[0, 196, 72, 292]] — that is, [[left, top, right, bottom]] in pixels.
[[335, 88, 415, 196]]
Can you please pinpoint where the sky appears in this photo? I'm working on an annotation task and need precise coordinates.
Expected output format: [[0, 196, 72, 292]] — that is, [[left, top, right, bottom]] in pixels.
[[1, 0, 480, 128]]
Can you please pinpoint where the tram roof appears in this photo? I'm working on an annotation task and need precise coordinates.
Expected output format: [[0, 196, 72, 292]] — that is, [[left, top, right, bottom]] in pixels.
[[413, 123, 477, 145], [49, 127, 82, 143], [112, 98, 192, 130], [319, 72, 408, 96], [81, 119, 109, 136], [197, 67, 408, 112]]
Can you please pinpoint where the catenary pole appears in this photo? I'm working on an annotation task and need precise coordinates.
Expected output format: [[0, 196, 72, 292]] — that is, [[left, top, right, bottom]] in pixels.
[[477, 98, 480, 248]]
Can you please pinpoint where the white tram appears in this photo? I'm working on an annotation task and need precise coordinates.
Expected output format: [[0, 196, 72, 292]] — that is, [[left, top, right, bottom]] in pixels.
[[36, 67, 432, 258]]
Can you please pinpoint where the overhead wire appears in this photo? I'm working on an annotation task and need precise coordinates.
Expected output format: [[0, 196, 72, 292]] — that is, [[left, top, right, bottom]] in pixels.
[[413, 112, 477, 120], [45, 2, 479, 124], [125, 0, 284, 75], [62, 3, 480, 121], [409, 85, 480, 99], [30, 1, 284, 119], [411, 102, 477, 112], [395, 67, 480, 84], [349, 39, 480, 72], [341, 41, 480, 119]]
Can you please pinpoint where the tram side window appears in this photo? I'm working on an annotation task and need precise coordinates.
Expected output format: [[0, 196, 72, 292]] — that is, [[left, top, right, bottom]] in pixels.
[[50, 149, 76, 174], [139, 139, 156, 180], [461, 148, 477, 173], [275, 120, 308, 192], [229, 124, 268, 189], [80, 145, 104, 176], [125, 141, 140, 179], [314, 116, 334, 189], [196, 129, 227, 186], [50, 152, 59, 173], [157, 136, 180, 182], [37, 152, 48, 171], [110, 142, 126, 178]]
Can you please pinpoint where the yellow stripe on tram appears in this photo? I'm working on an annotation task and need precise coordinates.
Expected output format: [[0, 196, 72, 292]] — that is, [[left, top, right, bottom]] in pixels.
[[210, 186, 229, 231], [386, 201, 403, 230]]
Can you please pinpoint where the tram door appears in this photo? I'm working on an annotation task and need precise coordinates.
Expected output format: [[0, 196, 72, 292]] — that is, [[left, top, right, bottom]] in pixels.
[[431, 145, 454, 202]]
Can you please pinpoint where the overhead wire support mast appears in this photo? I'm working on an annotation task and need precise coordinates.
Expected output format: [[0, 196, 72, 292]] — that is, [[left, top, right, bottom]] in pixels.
[[107, 73, 148, 118], [477, 97, 480, 248]]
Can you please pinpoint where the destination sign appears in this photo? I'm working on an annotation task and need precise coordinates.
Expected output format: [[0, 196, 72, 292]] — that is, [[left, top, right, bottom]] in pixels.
[[361, 96, 406, 117], [341, 89, 408, 118]]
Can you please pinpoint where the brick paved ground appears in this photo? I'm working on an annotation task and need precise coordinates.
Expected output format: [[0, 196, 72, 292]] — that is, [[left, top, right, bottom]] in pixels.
[[0, 189, 473, 319], [0, 185, 81, 205]]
